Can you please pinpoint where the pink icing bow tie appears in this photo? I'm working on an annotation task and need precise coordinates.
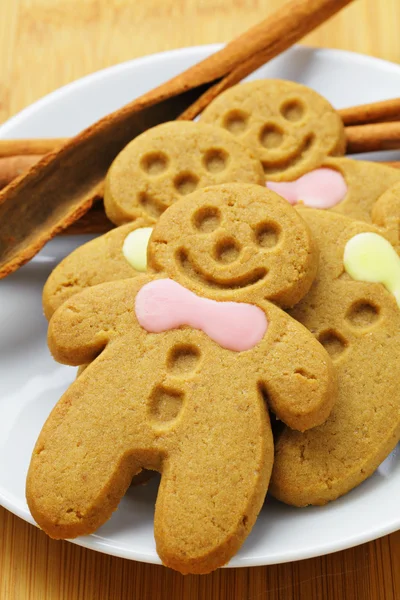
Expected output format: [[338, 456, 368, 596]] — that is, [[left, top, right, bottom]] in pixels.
[[266, 168, 347, 209], [135, 279, 268, 352]]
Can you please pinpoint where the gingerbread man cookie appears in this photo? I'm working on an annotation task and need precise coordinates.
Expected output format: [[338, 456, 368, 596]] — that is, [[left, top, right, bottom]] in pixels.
[[201, 79, 400, 222], [103, 120, 265, 225], [27, 184, 336, 574], [270, 207, 400, 506]]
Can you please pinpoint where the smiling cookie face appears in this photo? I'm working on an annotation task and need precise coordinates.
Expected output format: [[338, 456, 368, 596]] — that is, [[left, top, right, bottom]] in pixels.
[[148, 183, 318, 307], [200, 80, 346, 181], [103, 121, 265, 226], [270, 209, 400, 507]]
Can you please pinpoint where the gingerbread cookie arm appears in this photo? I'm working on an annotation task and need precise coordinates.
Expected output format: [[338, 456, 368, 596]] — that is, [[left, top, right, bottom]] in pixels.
[[258, 308, 336, 432], [48, 277, 150, 365], [372, 182, 400, 251], [43, 219, 153, 319]]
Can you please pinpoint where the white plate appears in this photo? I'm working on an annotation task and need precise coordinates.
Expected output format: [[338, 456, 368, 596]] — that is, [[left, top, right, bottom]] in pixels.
[[1, 45, 400, 568]]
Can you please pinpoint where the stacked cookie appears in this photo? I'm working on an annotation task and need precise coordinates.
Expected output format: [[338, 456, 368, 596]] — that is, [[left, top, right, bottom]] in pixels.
[[27, 80, 400, 574]]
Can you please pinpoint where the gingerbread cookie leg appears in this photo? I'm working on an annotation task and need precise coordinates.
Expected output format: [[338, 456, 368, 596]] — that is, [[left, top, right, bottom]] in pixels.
[[155, 375, 272, 574], [26, 351, 154, 539]]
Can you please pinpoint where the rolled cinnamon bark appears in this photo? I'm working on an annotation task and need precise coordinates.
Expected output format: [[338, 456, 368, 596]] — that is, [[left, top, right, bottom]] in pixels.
[[0, 138, 66, 158], [339, 98, 400, 126], [346, 122, 400, 154], [62, 200, 114, 236], [0, 155, 42, 188]]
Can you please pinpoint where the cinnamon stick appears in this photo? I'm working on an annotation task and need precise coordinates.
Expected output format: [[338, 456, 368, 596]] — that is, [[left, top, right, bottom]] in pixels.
[[0, 155, 42, 189], [0, 138, 66, 158], [0, 0, 356, 279], [346, 122, 400, 154], [62, 200, 114, 236], [339, 98, 400, 126]]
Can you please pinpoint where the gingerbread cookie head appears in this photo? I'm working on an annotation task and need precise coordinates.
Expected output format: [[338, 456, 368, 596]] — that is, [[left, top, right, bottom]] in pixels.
[[44, 178, 317, 318], [270, 208, 400, 507], [27, 184, 336, 574], [103, 121, 265, 225], [148, 182, 318, 308], [200, 79, 346, 181], [42, 217, 154, 319]]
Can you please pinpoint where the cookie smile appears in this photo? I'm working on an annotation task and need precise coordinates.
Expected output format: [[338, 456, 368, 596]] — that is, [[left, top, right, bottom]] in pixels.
[[262, 134, 315, 176], [177, 248, 267, 289]]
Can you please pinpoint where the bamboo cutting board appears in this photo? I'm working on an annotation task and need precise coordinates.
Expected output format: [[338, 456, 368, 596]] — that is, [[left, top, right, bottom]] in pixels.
[[1, 1, 400, 598]]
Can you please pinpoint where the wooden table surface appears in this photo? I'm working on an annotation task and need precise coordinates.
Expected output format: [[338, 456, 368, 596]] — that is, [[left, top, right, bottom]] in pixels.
[[1, 1, 400, 598]]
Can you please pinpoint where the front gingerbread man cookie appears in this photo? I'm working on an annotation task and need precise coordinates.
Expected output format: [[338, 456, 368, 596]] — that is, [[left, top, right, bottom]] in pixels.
[[26, 184, 336, 575]]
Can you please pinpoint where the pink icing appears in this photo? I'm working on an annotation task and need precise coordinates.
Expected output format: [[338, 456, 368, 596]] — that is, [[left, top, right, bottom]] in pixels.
[[266, 168, 347, 209], [135, 279, 268, 352]]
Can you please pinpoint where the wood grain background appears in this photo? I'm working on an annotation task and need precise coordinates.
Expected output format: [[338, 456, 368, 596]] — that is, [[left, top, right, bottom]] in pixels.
[[1, 1, 400, 598]]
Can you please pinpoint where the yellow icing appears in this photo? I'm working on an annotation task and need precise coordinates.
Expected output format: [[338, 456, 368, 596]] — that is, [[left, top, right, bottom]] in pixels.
[[122, 227, 153, 272], [344, 232, 400, 307]]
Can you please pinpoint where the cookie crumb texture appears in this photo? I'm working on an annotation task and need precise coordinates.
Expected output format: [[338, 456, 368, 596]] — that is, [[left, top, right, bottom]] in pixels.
[[270, 209, 400, 506], [28, 184, 336, 574]]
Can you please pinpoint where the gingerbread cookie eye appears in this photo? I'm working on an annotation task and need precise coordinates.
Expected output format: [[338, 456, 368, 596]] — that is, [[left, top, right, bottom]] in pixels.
[[140, 152, 169, 175], [222, 109, 249, 135], [192, 206, 221, 233], [148, 183, 318, 307], [253, 222, 281, 249], [202, 148, 229, 173], [280, 98, 306, 123], [104, 121, 265, 226], [200, 79, 346, 181]]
